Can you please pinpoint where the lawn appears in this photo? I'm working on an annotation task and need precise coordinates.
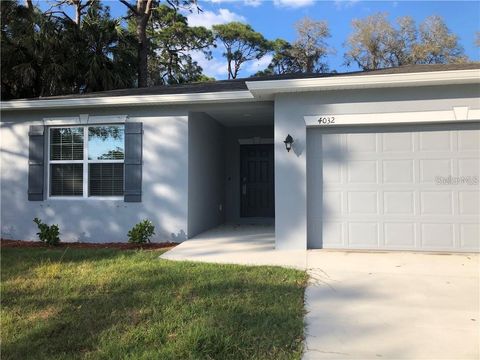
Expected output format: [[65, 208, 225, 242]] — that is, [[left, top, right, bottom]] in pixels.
[[1, 247, 307, 360]]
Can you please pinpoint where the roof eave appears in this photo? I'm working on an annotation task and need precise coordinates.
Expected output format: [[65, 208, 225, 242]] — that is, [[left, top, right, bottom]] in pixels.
[[245, 69, 480, 99], [0, 90, 255, 111]]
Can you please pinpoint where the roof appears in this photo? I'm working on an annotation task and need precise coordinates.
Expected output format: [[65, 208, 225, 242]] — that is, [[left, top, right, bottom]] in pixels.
[[2, 63, 479, 111], [15, 63, 480, 101]]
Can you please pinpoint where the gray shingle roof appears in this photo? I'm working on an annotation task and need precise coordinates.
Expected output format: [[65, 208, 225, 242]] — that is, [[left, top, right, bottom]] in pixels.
[[25, 63, 480, 100]]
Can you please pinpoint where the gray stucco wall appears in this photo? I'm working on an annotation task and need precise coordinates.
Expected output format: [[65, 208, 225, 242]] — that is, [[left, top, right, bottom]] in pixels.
[[274, 84, 480, 250], [187, 112, 225, 238], [224, 126, 273, 223], [1, 106, 189, 242]]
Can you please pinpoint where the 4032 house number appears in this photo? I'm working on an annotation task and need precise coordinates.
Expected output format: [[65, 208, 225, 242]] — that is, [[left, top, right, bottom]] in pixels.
[[317, 116, 335, 124]]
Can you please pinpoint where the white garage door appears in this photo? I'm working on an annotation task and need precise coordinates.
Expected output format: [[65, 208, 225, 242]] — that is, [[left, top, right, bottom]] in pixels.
[[307, 123, 480, 252]]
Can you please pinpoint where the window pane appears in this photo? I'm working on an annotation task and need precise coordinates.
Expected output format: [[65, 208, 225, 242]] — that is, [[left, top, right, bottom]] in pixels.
[[50, 164, 83, 196], [89, 163, 124, 196], [50, 128, 83, 160], [88, 125, 124, 160]]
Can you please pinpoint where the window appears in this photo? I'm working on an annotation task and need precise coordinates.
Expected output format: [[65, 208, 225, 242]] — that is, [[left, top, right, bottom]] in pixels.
[[48, 125, 125, 198]]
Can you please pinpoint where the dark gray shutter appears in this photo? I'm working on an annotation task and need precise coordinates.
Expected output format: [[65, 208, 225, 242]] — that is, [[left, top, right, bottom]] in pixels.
[[28, 125, 45, 201], [124, 122, 143, 202]]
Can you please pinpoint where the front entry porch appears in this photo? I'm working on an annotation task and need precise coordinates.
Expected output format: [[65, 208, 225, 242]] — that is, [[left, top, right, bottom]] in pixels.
[[162, 224, 307, 268]]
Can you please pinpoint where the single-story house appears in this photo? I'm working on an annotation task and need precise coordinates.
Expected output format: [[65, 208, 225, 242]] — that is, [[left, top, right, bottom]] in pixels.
[[1, 63, 479, 252]]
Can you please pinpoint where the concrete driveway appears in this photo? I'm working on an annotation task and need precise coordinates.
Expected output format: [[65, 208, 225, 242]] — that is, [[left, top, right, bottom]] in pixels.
[[161, 225, 479, 359], [305, 251, 479, 359]]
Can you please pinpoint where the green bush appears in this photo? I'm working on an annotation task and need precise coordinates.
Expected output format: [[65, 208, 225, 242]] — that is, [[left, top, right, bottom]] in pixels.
[[33, 218, 60, 246], [128, 220, 155, 244]]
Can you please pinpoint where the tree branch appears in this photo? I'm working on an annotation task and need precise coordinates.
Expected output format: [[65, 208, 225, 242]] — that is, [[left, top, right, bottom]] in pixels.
[[119, 0, 137, 14]]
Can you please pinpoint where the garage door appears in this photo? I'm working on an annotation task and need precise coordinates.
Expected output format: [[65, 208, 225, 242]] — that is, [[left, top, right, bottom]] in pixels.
[[307, 123, 480, 252]]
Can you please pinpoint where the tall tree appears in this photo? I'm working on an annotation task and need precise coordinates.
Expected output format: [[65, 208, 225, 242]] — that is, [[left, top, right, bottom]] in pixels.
[[413, 15, 467, 64], [213, 22, 269, 79], [119, 0, 198, 87], [255, 38, 302, 76], [147, 5, 213, 85], [290, 17, 331, 73], [345, 13, 467, 70], [46, 0, 94, 25]]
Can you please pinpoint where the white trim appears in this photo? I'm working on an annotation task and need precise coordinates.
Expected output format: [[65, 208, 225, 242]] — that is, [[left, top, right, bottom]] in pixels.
[[43, 114, 128, 126], [46, 124, 126, 200], [304, 108, 480, 127], [238, 137, 274, 145], [2, 91, 255, 111], [247, 69, 480, 98]]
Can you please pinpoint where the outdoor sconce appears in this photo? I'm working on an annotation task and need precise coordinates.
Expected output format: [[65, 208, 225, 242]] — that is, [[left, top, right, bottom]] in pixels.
[[284, 134, 294, 152]]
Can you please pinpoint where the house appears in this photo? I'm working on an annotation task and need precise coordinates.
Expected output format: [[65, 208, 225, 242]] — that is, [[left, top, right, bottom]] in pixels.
[[1, 63, 479, 252]]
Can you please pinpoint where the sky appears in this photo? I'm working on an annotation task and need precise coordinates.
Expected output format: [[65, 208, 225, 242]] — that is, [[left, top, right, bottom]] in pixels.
[[39, 0, 480, 80]]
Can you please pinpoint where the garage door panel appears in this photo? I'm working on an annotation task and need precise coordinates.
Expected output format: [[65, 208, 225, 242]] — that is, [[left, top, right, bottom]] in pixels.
[[420, 159, 452, 183], [419, 131, 452, 151], [460, 224, 480, 249], [420, 191, 453, 215], [348, 223, 379, 246], [347, 160, 378, 183], [347, 192, 378, 214], [307, 123, 480, 252], [383, 160, 414, 183], [421, 223, 454, 248], [384, 223, 415, 247], [382, 133, 414, 152], [347, 133, 377, 152], [384, 191, 415, 214], [459, 191, 480, 215]]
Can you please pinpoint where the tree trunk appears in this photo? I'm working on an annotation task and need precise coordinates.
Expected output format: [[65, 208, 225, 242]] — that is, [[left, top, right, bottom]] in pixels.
[[25, 0, 33, 9], [137, 16, 149, 87]]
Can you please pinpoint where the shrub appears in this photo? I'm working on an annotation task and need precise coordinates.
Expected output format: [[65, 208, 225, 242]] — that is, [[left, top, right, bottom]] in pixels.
[[128, 220, 155, 244], [33, 218, 60, 246]]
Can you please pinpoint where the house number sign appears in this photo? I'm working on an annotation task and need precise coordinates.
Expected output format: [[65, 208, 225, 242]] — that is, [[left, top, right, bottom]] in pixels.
[[317, 116, 335, 125]]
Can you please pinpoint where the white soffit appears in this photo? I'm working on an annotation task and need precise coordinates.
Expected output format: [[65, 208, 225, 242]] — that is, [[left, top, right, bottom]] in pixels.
[[246, 69, 480, 98], [0, 90, 255, 111]]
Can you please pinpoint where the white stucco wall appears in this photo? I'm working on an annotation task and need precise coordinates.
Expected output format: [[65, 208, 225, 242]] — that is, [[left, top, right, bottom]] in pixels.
[[188, 112, 225, 238], [1, 106, 189, 243], [274, 84, 480, 250]]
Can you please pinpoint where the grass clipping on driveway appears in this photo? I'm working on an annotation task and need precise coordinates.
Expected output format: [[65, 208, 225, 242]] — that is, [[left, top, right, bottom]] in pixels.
[[1, 248, 307, 360]]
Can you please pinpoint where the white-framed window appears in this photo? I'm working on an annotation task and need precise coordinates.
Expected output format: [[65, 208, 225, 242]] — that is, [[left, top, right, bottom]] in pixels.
[[47, 124, 125, 199]]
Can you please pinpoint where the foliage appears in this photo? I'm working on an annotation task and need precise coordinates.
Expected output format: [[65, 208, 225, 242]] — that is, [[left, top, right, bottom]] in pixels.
[[1, 0, 136, 99], [290, 17, 331, 73], [344, 12, 467, 70], [1, 248, 307, 359], [146, 5, 214, 85], [257, 17, 331, 76], [213, 22, 270, 79], [127, 220, 155, 244], [33, 218, 60, 246]]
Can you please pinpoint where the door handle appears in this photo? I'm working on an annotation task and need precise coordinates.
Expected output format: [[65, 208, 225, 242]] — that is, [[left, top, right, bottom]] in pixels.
[[242, 184, 247, 195]]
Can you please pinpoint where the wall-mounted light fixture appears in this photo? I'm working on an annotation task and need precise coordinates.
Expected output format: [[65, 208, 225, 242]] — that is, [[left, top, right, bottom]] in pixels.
[[284, 134, 294, 152]]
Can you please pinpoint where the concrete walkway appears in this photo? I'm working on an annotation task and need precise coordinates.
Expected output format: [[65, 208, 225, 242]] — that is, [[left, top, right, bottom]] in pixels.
[[161, 225, 480, 359]]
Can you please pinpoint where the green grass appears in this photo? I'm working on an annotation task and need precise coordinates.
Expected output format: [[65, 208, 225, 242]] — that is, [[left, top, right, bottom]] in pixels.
[[1, 247, 307, 360]]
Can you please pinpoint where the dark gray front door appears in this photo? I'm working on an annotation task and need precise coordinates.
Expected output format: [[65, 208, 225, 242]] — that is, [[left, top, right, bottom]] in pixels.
[[240, 144, 274, 218]]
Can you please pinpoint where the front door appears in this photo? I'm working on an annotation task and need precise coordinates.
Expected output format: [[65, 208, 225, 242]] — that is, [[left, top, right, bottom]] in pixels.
[[240, 144, 274, 217]]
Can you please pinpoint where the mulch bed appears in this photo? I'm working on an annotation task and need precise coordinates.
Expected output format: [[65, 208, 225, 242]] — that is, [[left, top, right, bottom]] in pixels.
[[0, 239, 178, 250]]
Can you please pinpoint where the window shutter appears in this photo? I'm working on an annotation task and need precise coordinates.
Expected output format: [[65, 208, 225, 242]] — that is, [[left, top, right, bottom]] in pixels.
[[28, 125, 45, 201], [124, 122, 143, 202]]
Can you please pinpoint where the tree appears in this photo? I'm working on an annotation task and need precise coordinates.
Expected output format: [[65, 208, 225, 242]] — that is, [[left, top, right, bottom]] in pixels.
[[45, 0, 94, 25], [147, 5, 213, 85], [290, 17, 331, 73], [119, 0, 199, 87], [476, 32, 480, 47], [344, 13, 467, 70], [344, 13, 397, 70], [213, 22, 270, 79], [256, 17, 331, 76], [255, 38, 302, 75], [412, 15, 467, 64]]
